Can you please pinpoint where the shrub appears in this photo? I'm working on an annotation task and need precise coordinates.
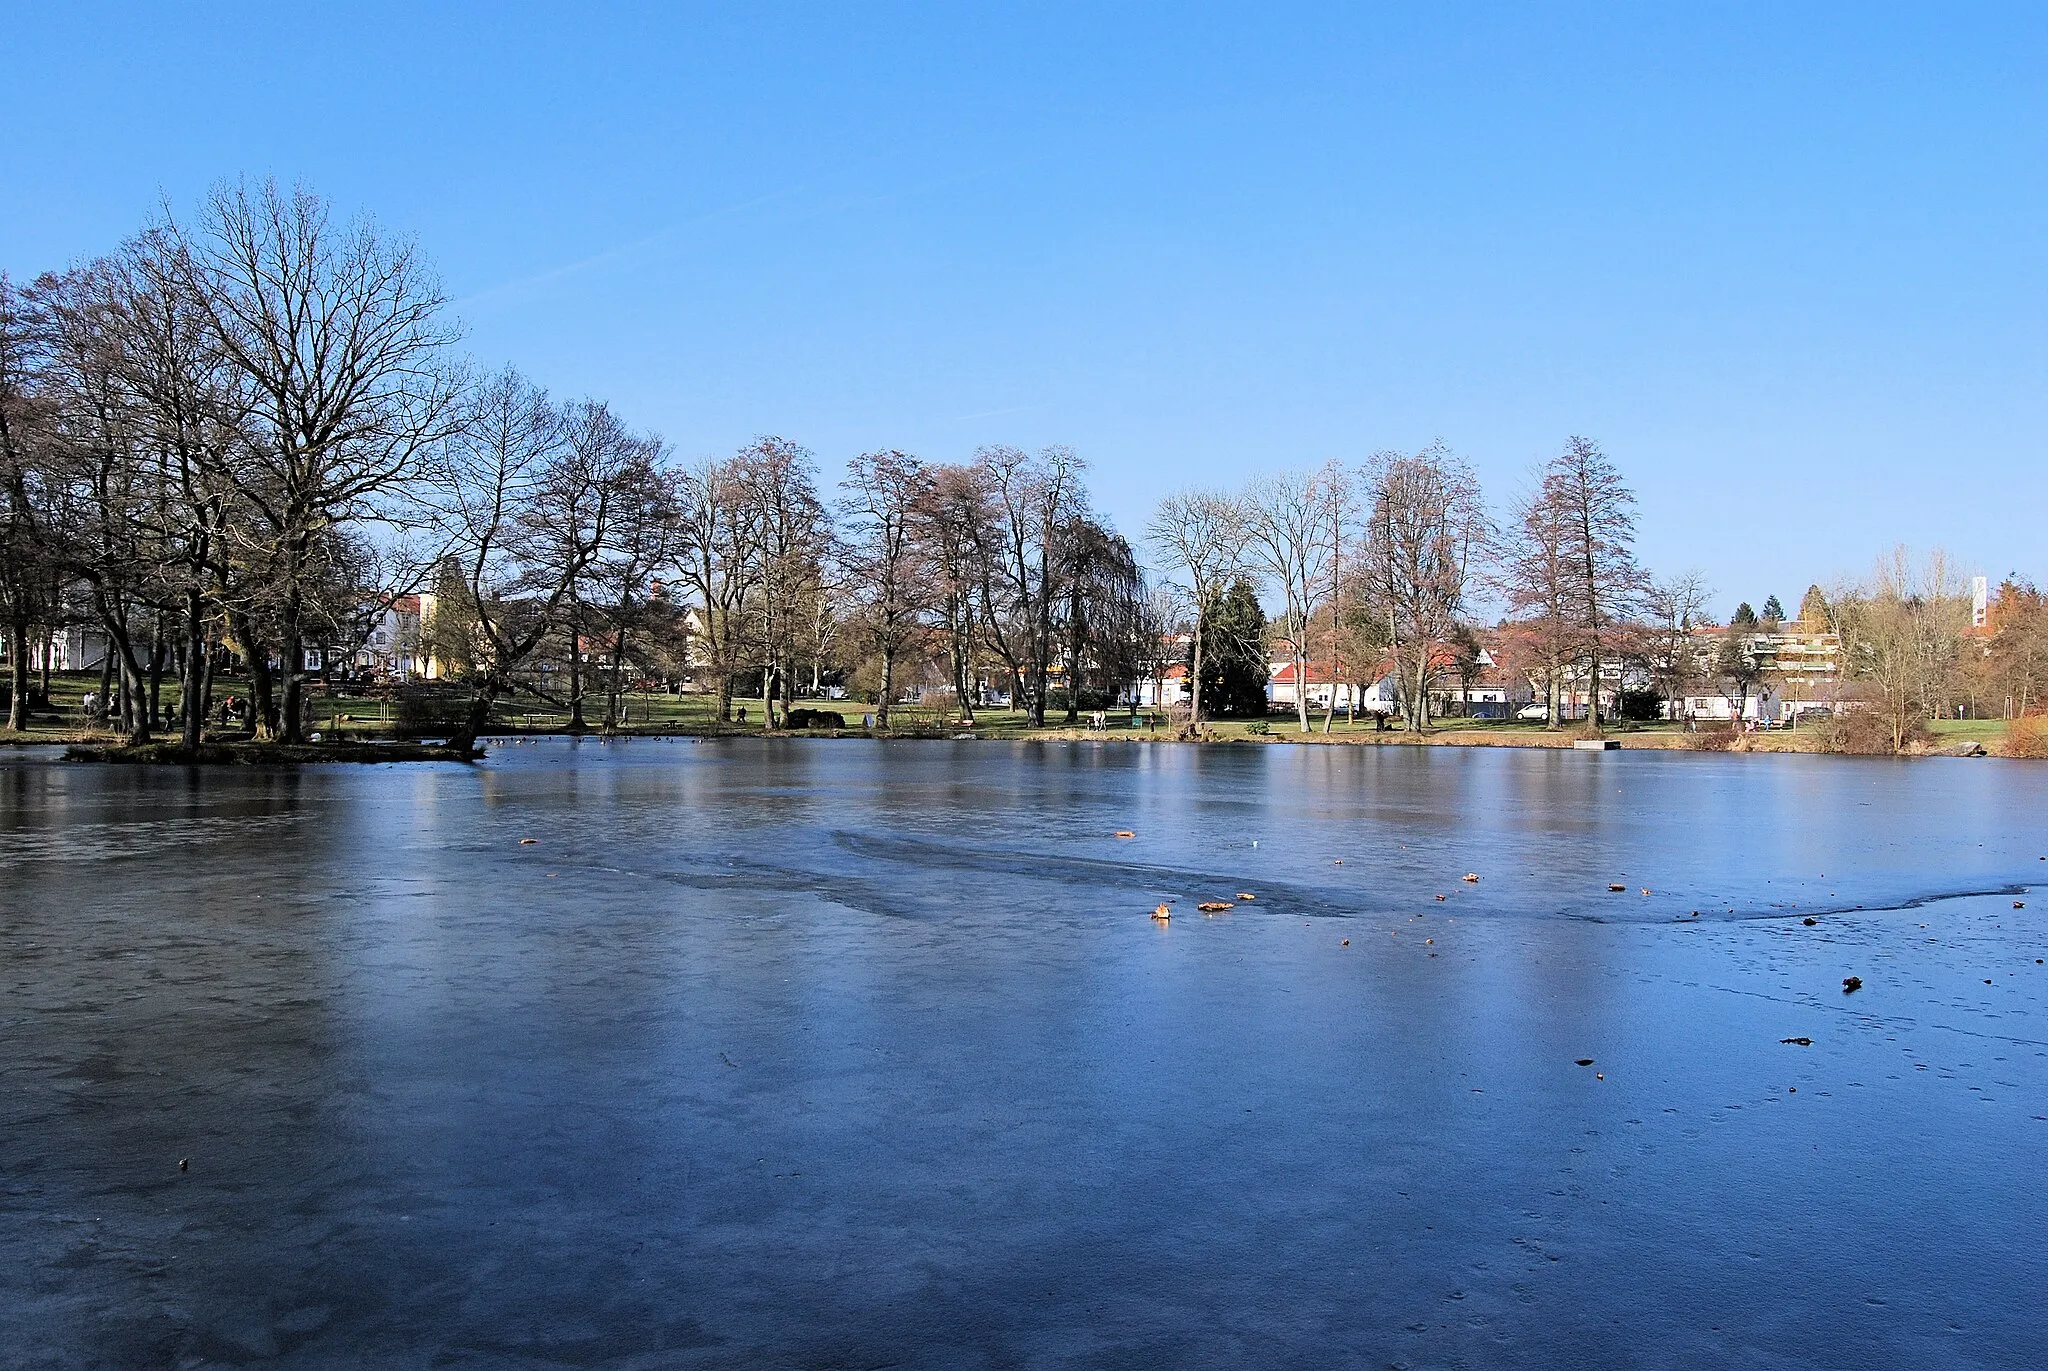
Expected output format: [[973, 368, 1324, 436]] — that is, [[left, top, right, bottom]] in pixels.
[[2004, 715, 2048, 760], [1808, 708, 1926, 755], [875, 704, 947, 736], [1681, 722, 1740, 751], [392, 688, 472, 738], [1243, 719, 1270, 736], [1616, 690, 1662, 722], [784, 708, 846, 730]]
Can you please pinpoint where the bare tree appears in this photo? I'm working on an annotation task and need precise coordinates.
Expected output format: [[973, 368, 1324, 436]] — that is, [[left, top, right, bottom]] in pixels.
[[1644, 571, 1713, 722], [917, 462, 995, 722], [1146, 489, 1243, 731], [975, 443, 1086, 726], [675, 454, 760, 722], [431, 369, 609, 755], [1243, 469, 1337, 733], [0, 274, 61, 733], [99, 232, 254, 747], [1500, 474, 1573, 725], [171, 179, 462, 741], [25, 262, 178, 743], [1543, 436, 1643, 730], [1058, 516, 1141, 722], [735, 436, 828, 728], [842, 449, 931, 728], [588, 434, 680, 729], [1316, 465, 1361, 733], [1836, 546, 1970, 751], [1359, 444, 1487, 732]]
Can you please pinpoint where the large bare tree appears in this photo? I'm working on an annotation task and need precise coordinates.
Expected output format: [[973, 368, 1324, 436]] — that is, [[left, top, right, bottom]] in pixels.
[[735, 436, 828, 729], [1145, 489, 1243, 731], [675, 454, 760, 723], [583, 428, 676, 730], [0, 275, 60, 733], [432, 369, 608, 755], [1359, 445, 1487, 732], [974, 444, 1086, 726], [172, 179, 461, 741], [1241, 468, 1336, 733], [1542, 436, 1643, 730], [842, 449, 931, 728], [917, 462, 995, 723]]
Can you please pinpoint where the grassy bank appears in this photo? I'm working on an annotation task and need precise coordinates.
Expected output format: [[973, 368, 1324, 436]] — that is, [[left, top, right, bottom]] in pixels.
[[2, 671, 2038, 758], [64, 739, 475, 765]]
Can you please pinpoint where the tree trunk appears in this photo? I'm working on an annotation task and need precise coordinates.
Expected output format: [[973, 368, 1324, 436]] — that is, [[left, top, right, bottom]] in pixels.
[[605, 619, 629, 730], [1411, 642, 1430, 733], [5, 613, 28, 732], [1064, 587, 1084, 725], [1294, 648, 1310, 733], [181, 591, 206, 749], [98, 595, 152, 746], [96, 645, 114, 729], [200, 642, 217, 740], [237, 621, 276, 740], [951, 613, 975, 725], [877, 650, 894, 729], [449, 682, 497, 758], [148, 616, 166, 732], [120, 652, 150, 745], [566, 599, 587, 732], [280, 634, 304, 743], [1587, 640, 1603, 731]]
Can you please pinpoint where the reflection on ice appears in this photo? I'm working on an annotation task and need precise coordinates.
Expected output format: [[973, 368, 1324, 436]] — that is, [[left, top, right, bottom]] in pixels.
[[3, 739, 2045, 1367]]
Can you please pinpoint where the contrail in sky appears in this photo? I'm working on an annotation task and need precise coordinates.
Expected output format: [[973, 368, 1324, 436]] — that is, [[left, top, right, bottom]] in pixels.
[[453, 185, 805, 309]]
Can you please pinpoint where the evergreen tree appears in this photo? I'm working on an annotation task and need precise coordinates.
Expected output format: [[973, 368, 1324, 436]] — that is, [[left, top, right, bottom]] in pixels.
[[1732, 602, 1759, 629], [1761, 594, 1785, 624], [1198, 577, 1270, 717]]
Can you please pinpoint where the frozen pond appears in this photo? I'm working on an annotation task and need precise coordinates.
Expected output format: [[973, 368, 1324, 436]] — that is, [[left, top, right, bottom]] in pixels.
[[4, 738, 2046, 1368]]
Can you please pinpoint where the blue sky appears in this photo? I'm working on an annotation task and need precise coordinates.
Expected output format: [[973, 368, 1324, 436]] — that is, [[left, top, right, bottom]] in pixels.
[[5, 3, 2042, 614]]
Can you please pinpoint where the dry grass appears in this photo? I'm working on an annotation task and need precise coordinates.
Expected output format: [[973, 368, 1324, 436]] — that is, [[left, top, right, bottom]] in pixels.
[[2003, 715, 2048, 760]]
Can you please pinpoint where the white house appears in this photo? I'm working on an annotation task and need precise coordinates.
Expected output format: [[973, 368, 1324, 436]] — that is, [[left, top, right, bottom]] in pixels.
[[1266, 661, 1392, 713], [1132, 661, 1192, 708], [1669, 686, 1784, 723]]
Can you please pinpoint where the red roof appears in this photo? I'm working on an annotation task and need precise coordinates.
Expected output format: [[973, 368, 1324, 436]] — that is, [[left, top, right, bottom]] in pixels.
[[1270, 661, 1348, 686]]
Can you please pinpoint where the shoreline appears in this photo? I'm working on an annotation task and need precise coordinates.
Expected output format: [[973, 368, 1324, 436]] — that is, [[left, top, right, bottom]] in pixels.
[[2, 724, 2021, 762], [59, 739, 477, 765]]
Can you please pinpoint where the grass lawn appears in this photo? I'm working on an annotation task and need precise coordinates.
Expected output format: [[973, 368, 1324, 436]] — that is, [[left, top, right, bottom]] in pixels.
[[1926, 717, 2011, 744], [3, 669, 2035, 756]]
